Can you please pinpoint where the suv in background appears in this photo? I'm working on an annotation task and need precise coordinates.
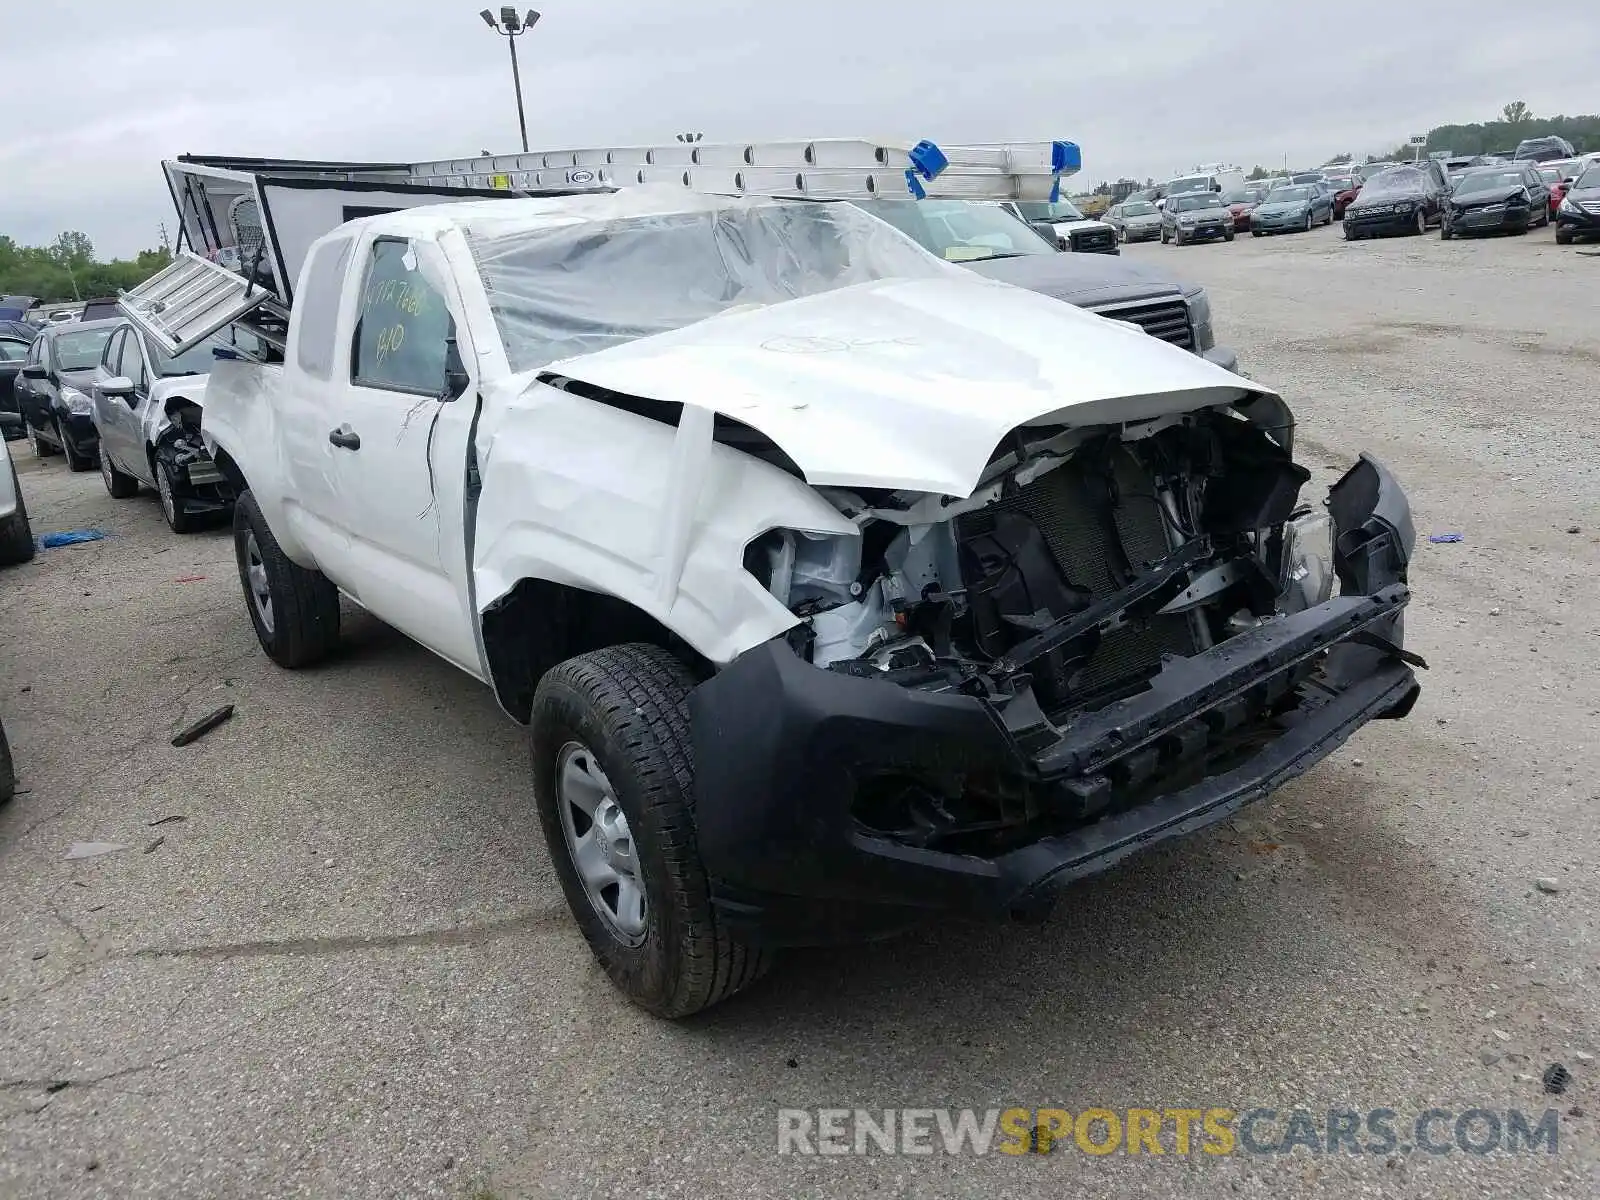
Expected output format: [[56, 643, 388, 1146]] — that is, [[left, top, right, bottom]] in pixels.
[[859, 198, 1238, 372], [1513, 135, 1577, 164]]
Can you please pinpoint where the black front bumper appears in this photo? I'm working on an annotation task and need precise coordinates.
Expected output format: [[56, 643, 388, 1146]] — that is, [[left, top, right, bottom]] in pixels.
[[1556, 207, 1600, 236], [1446, 205, 1533, 235], [691, 457, 1420, 946], [1343, 209, 1420, 236]]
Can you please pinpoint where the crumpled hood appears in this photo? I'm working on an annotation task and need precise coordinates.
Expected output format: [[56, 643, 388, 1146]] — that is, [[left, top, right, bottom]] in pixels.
[[547, 274, 1273, 497]]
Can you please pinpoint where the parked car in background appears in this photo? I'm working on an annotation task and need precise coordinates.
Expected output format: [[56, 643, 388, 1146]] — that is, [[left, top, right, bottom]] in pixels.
[[13, 319, 118, 469], [1, 330, 33, 439], [1555, 160, 1600, 244], [860, 200, 1238, 370], [1222, 189, 1258, 231], [1332, 178, 1362, 219], [1103, 199, 1163, 243], [1, 443, 34, 568], [1441, 164, 1550, 238], [1258, 175, 1292, 194], [92, 322, 263, 532], [1161, 192, 1234, 244], [1289, 172, 1327, 187], [1002, 199, 1119, 254], [1513, 135, 1576, 163], [0, 295, 38, 323], [77, 297, 123, 323], [1543, 161, 1581, 219], [1250, 184, 1333, 235], [1342, 164, 1445, 238]]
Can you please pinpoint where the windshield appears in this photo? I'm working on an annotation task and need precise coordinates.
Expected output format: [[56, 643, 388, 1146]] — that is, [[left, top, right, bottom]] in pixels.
[[1453, 171, 1526, 196], [860, 199, 1054, 262], [1174, 194, 1223, 211], [151, 326, 268, 376], [1267, 186, 1311, 203], [1121, 201, 1157, 216], [1221, 190, 1250, 204], [52, 327, 113, 371], [1291, 173, 1324, 184], [473, 197, 958, 373], [1575, 166, 1600, 189], [1361, 168, 1424, 196], [1014, 200, 1086, 222], [1167, 176, 1213, 196]]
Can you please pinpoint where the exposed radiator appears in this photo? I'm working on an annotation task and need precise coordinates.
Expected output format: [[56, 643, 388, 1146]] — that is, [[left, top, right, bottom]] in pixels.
[[960, 448, 1197, 697]]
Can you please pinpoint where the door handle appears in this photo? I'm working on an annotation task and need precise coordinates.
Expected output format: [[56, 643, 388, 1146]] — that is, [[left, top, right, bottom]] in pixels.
[[328, 425, 361, 451]]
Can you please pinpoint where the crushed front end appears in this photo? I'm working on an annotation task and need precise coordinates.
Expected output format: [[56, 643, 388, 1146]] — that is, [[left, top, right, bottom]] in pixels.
[[154, 403, 236, 517], [690, 411, 1421, 946]]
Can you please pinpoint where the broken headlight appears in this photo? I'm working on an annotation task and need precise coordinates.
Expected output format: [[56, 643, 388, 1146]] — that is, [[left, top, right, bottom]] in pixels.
[[61, 386, 93, 416], [1278, 508, 1335, 614]]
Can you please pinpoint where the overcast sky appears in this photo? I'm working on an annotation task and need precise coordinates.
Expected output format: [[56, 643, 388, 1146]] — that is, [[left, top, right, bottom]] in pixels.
[[2, 2, 1594, 259]]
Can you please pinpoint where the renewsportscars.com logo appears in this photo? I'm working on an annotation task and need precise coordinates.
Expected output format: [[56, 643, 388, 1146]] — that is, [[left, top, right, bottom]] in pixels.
[[777, 1107, 1564, 1157]]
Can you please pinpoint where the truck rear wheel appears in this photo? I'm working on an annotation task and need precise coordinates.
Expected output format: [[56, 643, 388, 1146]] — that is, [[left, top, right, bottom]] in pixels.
[[531, 643, 772, 1018], [232, 490, 340, 668]]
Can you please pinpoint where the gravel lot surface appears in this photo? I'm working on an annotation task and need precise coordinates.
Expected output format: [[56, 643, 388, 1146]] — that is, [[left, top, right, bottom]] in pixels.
[[2, 221, 1596, 1199]]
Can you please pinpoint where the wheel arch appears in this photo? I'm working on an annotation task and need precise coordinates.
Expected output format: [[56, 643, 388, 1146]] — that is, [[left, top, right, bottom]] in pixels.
[[480, 577, 714, 725]]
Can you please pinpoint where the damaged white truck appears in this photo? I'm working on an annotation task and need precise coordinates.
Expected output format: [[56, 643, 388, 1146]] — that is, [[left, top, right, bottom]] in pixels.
[[129, 141, 1422, 1017]]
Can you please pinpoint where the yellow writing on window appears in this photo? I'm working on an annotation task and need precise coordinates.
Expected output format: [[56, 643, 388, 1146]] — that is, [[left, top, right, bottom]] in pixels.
[[374, 323, 406, 365], [365, 275, 429, 318]]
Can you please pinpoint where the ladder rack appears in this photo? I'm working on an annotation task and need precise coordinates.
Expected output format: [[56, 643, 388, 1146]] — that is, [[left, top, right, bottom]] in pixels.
[[404, 138, 1082, 203]]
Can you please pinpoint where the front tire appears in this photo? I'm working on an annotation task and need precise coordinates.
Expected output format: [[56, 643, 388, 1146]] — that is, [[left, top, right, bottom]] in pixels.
[[155, 458, 201, 534], [100, 448, 139, 498], [232, 489, 340, 668], [1224, 227, 1235, 241], [0, 458, 35, 566], [532, 644, 772, 1018], [1412, 208, 1426, 236], [1556, 228, 1574, 245]]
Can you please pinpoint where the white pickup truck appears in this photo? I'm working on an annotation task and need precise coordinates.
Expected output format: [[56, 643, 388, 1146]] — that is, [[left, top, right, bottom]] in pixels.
[[161, 173, 1425, 1018]]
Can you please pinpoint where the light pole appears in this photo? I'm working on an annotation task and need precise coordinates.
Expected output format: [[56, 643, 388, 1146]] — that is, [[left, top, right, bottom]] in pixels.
[[479, 8, 540, 153]]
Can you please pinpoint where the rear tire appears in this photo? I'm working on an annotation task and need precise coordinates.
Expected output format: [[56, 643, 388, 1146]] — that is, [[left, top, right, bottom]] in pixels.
[[58, 420, 93, 472], [232, 489, 340, 668], [532, 643, 773, 1018], [0, 458, 35, 566], [100, 448, 139, 499], [29, 423, 58, 458]]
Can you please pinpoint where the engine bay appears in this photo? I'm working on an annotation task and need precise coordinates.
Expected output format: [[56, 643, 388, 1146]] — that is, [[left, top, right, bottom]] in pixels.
[[745, 406, 1327, 722]]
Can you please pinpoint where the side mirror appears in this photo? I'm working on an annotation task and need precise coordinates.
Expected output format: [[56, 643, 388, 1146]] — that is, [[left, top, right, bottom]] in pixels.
[[20, 364, 47, 380], [99, 375, 135, 398], [441, 336, 470, 402]]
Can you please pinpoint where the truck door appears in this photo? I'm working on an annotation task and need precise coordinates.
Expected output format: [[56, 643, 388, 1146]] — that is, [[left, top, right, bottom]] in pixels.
[[319, 235, 482, 673]]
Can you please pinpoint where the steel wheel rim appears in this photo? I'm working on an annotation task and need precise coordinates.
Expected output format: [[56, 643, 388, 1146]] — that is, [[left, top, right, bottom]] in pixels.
[[244, 531, 274, 634], [157, 465, 176, 523], [555, 741, 647, 944]]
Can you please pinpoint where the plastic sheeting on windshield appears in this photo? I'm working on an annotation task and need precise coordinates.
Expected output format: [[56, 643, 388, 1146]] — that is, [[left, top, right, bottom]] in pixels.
[[462, 190, 955, 374]]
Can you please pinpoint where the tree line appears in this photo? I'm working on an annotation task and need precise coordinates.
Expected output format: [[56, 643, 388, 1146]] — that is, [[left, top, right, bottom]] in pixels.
[[0, 231, 172, 306]]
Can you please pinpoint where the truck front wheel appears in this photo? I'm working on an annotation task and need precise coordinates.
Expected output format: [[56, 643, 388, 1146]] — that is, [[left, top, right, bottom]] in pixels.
[[232, 490, 340, 668], [531, 643, 772, 1018]]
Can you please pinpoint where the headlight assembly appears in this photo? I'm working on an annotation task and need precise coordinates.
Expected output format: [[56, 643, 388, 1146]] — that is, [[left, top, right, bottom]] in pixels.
[[1278, 508, 1335, 615], [61, 387, 92, 416]]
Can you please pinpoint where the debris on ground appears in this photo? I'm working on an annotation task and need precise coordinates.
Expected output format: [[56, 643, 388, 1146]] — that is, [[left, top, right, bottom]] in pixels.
[[1428, 532, 1463, 544], [1489, 607, 1502, 616], [1534, 877, 1561, 894], [174, 575, 207, 583], [148, 814, 186, 827], [36, 530, 107, 549], [144, 837, 165, 854], [1567, 526, 1581, 535], [65, 841, 131, 860], [1542, 1063, 1571, 1095], [30, 949, 46, 960], [170, 704, 235, 748]]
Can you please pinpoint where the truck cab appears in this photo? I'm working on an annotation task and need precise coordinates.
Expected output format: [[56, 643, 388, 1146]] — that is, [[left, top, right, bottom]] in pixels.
[[1000, 198, 1119, 254]]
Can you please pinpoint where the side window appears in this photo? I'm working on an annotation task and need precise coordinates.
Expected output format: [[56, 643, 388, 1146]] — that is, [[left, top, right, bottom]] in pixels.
[[350, 238, 451, 396], [0, 339, 26, 361], [127, 335, 151, 394], [102, 329, 125, 374], [295, 235, 354, 380]]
